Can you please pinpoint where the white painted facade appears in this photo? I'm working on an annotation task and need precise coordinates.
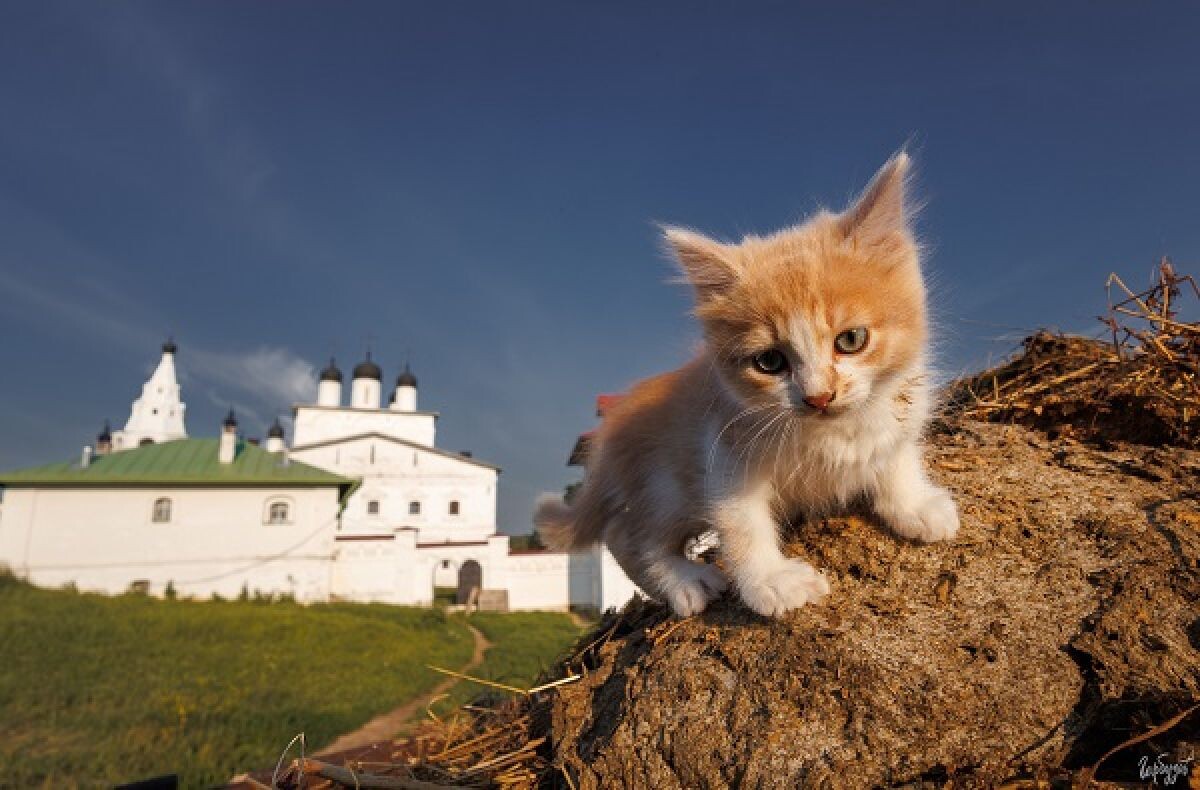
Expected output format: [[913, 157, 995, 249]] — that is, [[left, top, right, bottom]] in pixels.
[[0, 484, 343, 602]]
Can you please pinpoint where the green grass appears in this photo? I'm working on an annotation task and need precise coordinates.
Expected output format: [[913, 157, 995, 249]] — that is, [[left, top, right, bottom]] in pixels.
[[433, 611, 585, 716], [432, 586, 457, 606], [0, 575, 479, 788]]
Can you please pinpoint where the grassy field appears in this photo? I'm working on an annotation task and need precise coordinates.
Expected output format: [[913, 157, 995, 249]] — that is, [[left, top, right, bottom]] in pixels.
[[0, 574, 581, 788]]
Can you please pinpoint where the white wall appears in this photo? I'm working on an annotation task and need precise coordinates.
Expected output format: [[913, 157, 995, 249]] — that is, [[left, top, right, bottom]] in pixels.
[[502, 551, 570, 611], [331, 530, 497, 605], [597, 546, 644, 611], [566, 545, 643, 612], [0, 486, 342, 601], [330, 536, 407, 603], [291, 436, 498, 543], [568, 549, 599, 609], [293, 405, 436, 448]]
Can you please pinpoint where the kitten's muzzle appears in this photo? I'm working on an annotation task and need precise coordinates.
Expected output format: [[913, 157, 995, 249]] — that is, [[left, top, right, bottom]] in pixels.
[[802, 392, 835, 412]]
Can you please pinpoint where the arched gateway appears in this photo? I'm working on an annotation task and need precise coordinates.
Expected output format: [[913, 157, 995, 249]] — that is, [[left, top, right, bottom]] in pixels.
[[456, 559, 483, 605]]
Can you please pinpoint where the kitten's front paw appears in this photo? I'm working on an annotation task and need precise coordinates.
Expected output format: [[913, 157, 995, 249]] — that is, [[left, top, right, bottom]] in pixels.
[[738, 559, 830, 618], [889, 488, 960, 543], [663, 562, 729, 618]]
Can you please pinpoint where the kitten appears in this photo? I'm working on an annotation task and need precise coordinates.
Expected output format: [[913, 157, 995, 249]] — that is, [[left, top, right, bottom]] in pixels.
[[536, 152, 959, 618]]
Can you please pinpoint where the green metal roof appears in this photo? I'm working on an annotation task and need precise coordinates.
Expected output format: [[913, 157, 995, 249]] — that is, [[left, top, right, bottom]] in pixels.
[[0, 439, 355, 490]]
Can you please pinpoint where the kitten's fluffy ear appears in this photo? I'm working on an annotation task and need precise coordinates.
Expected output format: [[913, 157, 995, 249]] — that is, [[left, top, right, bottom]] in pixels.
[[838, 151, 913, 247], [663, 227, 739, 301]]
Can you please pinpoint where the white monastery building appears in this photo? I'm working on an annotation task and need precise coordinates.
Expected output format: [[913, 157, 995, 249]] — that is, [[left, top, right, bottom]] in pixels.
[[0, 341, 639, 611]]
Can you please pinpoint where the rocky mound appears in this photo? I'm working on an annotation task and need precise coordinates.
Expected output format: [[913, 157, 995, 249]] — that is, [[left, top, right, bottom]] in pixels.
[[545, 419, 1198, 788]]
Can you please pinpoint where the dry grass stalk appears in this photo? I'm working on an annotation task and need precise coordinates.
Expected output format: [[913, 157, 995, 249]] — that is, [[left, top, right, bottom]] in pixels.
[[946, 259, 1200, 447]]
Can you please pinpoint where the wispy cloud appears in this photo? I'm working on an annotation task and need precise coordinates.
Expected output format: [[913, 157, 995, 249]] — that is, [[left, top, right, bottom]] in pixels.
[[187, 347, 316, 417]]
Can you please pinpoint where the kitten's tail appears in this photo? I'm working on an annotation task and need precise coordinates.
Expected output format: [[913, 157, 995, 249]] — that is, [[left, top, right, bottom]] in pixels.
[[534, 483, 611, 551]]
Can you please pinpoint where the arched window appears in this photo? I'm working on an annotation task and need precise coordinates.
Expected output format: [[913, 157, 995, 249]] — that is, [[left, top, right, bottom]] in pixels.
[[152, 497, 172, 523], [367, 500, 380, 515], [448, 500, 460, 516], [263, 497, 295, 525], [409, 500, 421, 515]]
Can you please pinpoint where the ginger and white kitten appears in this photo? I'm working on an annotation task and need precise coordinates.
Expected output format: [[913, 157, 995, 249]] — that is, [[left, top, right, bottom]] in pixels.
[[536, 152, 959, 618]]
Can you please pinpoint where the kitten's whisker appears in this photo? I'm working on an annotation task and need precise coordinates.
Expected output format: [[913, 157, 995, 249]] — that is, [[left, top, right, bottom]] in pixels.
[[722, 407, 779, 489], [772, 415, 795, 486], [735, 409, 789, 486], [705, 403, 773, 475]]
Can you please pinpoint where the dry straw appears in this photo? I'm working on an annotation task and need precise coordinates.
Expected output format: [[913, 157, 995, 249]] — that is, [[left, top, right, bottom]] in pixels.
[[947, 259, 1199, 448]]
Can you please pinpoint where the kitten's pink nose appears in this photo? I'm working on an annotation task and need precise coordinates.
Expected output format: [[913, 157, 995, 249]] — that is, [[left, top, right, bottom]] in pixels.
[[803, 392, 835, 411]]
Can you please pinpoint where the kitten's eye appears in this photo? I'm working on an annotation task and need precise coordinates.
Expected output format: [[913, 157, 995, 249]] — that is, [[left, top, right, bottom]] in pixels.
[[751, 349, 789, 375], [834, 328, 869, 354]]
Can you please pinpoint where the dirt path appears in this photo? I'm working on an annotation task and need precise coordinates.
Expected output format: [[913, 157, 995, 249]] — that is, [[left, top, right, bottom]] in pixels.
[[317, 622, 492, 755]]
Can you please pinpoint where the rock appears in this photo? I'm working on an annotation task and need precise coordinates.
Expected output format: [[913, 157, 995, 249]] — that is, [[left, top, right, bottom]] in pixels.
[[545, 420, 1200, 788]]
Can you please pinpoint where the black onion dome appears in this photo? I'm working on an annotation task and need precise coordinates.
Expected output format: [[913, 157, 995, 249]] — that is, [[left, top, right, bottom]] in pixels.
[[267, 418, 285, 438], [319, 357, 343, 382], [352, 352, 382, 381], [97, 420, 112, 442], [223, 408, 238, 428], [162, 337, 177, 354], [396, 363, 417, 388]]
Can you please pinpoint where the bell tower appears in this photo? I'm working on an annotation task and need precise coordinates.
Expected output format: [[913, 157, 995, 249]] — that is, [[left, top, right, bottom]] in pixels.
[[111, 339, 188, 451]]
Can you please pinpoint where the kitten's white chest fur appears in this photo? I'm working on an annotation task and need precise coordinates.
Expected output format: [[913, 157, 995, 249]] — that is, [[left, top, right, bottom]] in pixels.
[[698, 375, 955, 619], [769, 376, 929, 513]]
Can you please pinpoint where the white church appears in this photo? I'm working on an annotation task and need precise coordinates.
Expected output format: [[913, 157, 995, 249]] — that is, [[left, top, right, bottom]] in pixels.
[[0, 341, 639, 611]]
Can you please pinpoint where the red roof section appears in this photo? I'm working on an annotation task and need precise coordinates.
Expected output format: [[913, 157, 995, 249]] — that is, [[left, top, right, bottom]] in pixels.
[[565, 393, 627, 466], [596, 394, 624, 417]]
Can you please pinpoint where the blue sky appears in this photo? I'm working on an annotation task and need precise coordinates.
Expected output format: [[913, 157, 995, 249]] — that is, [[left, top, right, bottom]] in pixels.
[[2, 2, 1199, 532]]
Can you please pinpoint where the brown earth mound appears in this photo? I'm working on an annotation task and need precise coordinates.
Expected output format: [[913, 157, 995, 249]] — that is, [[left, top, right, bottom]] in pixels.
[[545, 420, 1199, 788]]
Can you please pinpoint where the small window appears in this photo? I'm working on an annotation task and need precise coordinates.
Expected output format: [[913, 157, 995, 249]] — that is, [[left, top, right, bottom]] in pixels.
[[367, 500, 380, 515], [409, 501, 421, 515], [152, 497, 172, 523], [448, 501, 460, 516], [264, 498, 294, 525]]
